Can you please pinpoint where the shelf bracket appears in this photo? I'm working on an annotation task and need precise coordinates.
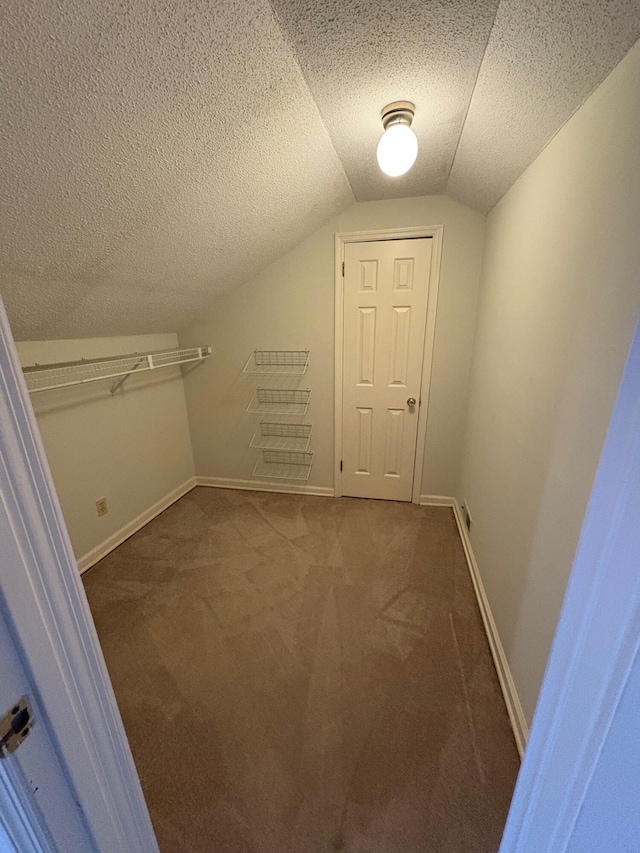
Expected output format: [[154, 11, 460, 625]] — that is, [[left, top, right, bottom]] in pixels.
[[110, 356, 149, 396]]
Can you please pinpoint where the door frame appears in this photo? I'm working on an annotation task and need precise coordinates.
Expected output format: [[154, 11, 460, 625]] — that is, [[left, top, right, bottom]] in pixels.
[[334, 226, 443, 503], [499, 321, 640, 851], [0, 298, 159, 852]]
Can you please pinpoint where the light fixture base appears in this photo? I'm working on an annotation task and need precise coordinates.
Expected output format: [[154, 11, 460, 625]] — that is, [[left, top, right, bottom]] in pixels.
[[380, 101, 415, 130]]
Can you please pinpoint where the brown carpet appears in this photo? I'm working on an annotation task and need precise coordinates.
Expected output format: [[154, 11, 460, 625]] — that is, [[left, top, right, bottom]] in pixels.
[[83, 487, 519, 853]]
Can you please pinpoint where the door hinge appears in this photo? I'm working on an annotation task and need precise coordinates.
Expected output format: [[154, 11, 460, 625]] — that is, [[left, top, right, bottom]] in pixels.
[[342, 261, 345, 276], [340, 460, 343, 471], [0, 697, 34, 758]]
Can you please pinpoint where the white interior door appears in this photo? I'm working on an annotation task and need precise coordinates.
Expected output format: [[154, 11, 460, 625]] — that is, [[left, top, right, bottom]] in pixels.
[[341, 237, 433, 501], [0, 555, 93, 852]]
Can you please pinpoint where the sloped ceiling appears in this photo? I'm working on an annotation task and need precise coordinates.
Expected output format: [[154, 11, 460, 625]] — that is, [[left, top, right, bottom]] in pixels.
[[2, 0, 639, 340]]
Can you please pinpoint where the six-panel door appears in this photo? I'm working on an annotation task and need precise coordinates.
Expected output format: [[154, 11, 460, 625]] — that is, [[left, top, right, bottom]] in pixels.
[[341, 237, 433, 501]]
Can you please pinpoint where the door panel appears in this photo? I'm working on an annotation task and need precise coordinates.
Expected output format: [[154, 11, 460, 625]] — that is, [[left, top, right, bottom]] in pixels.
[[389, 306, 411, 385], [356, 408, 373, 473], [357, 307, 376, 385], [342, 238, 432, 501], [384, 408, 404, 477]]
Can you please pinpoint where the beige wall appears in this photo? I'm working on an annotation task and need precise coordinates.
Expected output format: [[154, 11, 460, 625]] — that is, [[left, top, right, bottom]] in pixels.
[[459, 42, 640, 722], [17, 335, 195, 562], [179, 196, 485, 497]]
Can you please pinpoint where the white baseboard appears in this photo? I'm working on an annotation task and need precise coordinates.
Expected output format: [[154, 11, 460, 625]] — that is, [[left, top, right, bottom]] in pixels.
[[196, 475, 334, 498], [419, 493, 457, 507], [77, 477, 197, 574], [451, 499, 529, 757]]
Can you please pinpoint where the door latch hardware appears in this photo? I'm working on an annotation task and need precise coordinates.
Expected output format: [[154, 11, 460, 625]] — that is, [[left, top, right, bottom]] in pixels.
[[0, 697, 34, 758]]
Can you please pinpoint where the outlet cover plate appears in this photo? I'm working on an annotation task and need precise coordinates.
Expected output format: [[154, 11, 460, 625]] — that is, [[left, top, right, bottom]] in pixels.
[[462, 499, 472, 531]]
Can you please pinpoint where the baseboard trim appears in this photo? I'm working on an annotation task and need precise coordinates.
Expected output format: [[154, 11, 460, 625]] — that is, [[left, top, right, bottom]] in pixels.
[[419, 493, 456, 507], [196, 476, 334, 498], [77, 477, 197, 574], [451, 499, 529, 757]]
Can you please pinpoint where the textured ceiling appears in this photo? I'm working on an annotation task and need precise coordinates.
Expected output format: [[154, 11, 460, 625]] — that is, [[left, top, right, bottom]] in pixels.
[[270, 0, 501, 201], [447, 0, 640, 211], [2, 0, 640, 340], [1, 0, 354, 339]]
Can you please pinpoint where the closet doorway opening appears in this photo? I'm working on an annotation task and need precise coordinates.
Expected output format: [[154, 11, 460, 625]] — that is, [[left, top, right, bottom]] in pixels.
[[334, 227, 442, 502]]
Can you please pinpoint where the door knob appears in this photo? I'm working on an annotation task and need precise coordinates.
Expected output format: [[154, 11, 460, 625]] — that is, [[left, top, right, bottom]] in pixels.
[[407, 397, 417, 408]]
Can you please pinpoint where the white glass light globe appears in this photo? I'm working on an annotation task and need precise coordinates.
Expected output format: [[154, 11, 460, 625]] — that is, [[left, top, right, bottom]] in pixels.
[[376, 123, 418, 177]]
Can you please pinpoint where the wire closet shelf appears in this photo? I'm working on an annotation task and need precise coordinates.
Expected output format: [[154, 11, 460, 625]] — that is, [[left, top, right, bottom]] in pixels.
[[243, 349, 309, 375], [246, 388, 311, 416], [23, 346, 212, 395], [250, 421, 312, 451], [253, 450, 314, 481]]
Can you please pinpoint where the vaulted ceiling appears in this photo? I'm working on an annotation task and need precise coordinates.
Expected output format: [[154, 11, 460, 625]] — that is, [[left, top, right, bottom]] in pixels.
[[2, 0, 639, 340]]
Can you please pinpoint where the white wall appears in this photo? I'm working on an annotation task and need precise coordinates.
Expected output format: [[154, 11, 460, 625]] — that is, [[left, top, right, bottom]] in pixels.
[[17, 334, 195, 563], [459, 41, 640, 723], [179, 195, 485, 497]]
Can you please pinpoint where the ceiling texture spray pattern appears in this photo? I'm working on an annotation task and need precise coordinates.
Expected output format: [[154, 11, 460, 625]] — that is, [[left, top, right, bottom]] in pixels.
[[1, 0, 354, 339], [2, 0, 640, 339], [446, 0, 640, 211], [269, 0, 501, 201]]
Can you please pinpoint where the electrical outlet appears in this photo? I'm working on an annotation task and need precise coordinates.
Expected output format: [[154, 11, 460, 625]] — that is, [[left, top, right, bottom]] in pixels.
[[462, 499, 472, 532], [96, 498, 108, 518]]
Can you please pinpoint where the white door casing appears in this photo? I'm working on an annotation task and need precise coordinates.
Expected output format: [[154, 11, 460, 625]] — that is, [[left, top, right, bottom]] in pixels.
[[0, 594, 90, 852], [0, 296, 159, 852], [341, 237, 434, 501]]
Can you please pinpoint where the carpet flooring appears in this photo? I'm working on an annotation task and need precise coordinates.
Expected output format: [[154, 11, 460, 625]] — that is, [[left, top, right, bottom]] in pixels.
[[83, 487, 520, 852]]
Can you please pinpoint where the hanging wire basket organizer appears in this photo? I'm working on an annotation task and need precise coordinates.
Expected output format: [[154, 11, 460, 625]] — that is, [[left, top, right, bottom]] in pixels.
[[250, 421, 312, 451], [253, 450, 314, 481], [242, 349, 310, 375], [246, 387, 311, 416]]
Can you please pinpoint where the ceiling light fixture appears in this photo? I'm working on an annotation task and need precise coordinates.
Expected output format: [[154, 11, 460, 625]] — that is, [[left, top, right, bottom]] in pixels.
[[376, 101, 418, 177]]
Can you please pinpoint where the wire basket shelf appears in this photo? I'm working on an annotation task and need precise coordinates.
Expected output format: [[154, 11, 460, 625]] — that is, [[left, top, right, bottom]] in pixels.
[[246, 388, 310, 416], [243, 349, 309, 375], [250, 421, 312, 451], [253, 450, 313, 481], [23, 346, 212, 395]]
